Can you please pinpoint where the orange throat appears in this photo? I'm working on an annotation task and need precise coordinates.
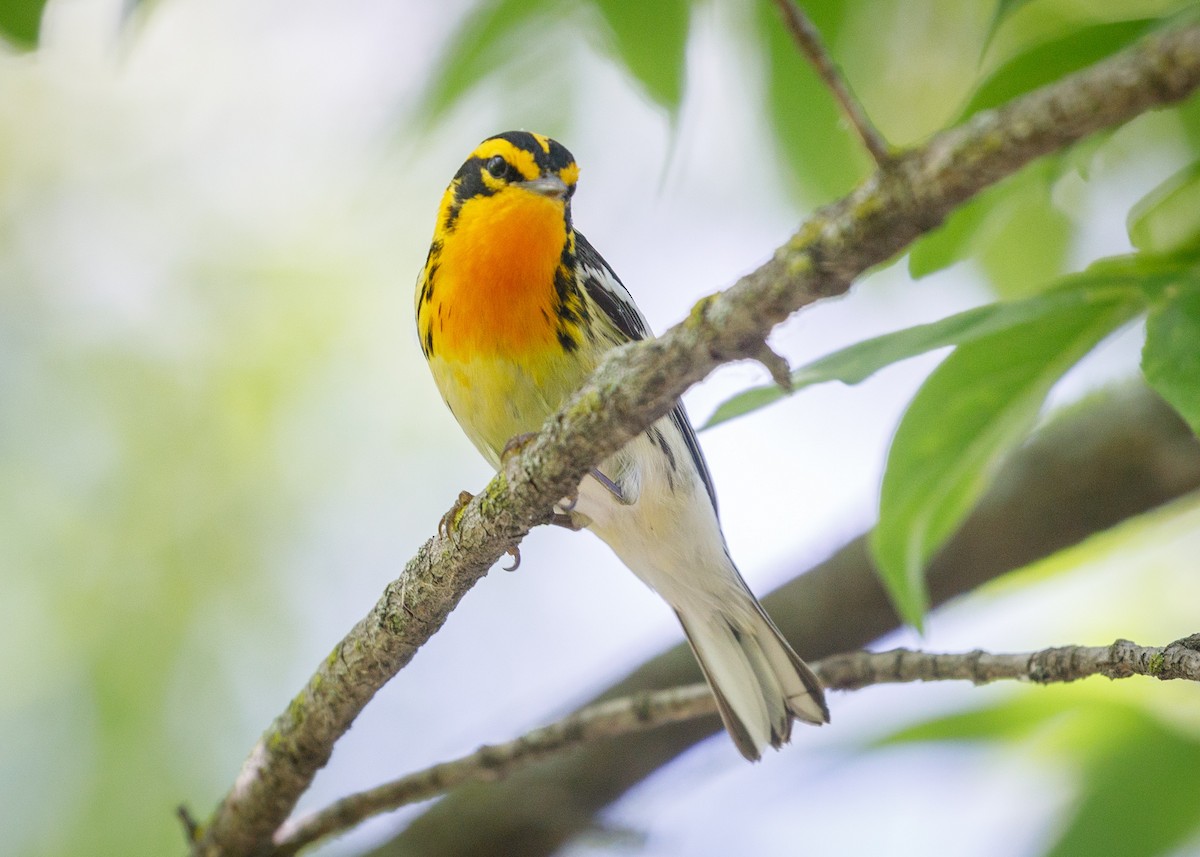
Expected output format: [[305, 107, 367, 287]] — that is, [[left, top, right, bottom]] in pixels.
[[425, 189, 568, 359]]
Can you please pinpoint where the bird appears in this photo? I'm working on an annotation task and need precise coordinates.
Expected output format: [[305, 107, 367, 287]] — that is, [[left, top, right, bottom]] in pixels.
[[414, 130, 828, 760]]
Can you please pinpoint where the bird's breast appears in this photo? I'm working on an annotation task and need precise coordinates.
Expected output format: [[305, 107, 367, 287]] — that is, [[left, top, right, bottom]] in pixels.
[[425, 190, 568, 359]]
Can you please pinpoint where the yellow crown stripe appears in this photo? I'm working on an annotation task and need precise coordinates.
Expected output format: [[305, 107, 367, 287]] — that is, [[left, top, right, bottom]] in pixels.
[[470, 139, 540, 182]]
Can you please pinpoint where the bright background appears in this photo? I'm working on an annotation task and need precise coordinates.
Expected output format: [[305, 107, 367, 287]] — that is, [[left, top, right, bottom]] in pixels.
[[2, 1, 1198, 856]]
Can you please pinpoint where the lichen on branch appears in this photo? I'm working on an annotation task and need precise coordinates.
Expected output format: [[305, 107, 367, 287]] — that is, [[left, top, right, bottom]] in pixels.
[[189, 24, 1200, 857]]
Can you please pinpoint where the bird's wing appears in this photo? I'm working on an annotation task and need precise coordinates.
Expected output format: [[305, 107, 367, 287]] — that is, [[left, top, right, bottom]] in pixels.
[[574, 231, 719, 514]]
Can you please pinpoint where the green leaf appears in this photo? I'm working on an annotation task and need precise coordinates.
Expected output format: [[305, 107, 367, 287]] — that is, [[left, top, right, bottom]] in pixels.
[[705, 271, 1143, 429], [1044, 715, 1200, 857], [961, 19, 1160, 119], [983, 0, 1035, 46], [0, 0, 46, 48], [590, 0, 690, 111], [878, 694, 1200, 857], [1128, 161, 1200, 256], [876, 692, 1075, 746], [977, 178, 1072, 298], [420, 0, 556, 121], [907, 186, 993, 280], [756, 0, 871, 202], [871, 292, 1143, 628], [419, 0, 688, 122], [1179, 89, 1200, 151], [908, 158, 1070, 294], [1142, 277, 1200, 435]]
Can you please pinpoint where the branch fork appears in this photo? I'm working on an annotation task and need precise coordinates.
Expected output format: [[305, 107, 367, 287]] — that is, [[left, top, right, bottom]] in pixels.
[[188, 24, 1200, 857]]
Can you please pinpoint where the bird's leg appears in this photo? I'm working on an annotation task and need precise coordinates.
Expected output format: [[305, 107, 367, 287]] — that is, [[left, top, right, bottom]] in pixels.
[[503, 432, 592, 529], [589, 468, 627, 504]]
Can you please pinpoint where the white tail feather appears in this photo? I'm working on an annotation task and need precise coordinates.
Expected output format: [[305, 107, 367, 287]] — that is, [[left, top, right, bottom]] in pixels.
[[677, 602, 828, 760]]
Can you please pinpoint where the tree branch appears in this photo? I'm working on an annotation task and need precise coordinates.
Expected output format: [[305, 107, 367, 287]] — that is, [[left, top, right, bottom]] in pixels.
[[817, 635, 1200, 688], [275, 635, 1200, 854], [378, 387, 1200, 857], [771, 0, 891, 164], [189, 25, 1200, 857], [272, 686, 716, 856]]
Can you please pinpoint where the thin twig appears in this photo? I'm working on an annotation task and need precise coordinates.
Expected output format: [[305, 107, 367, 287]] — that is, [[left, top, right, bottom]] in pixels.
[[377, 391, 1200, 856], [771, 0, 891, 164], [190, 25, 1200, 857], [272, 635, 1200, 854]]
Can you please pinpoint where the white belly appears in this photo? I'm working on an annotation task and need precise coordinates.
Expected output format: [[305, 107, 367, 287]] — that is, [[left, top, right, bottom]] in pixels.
[[570, 419, 751, 620]]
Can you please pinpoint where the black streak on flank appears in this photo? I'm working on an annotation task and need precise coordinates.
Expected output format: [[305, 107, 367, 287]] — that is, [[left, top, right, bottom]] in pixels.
[[423, 327, 434, 358], [554, 267, 580, 326], [421, 241, 442, 305], [424, 265, 439, 302], [557, 329, 578, 353], [648, 425, 677, 492], [648, 426, 677, 472]]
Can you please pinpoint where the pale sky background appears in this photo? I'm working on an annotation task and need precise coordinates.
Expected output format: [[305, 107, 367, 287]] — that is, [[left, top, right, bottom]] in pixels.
[[3, 1, 1199, 856]]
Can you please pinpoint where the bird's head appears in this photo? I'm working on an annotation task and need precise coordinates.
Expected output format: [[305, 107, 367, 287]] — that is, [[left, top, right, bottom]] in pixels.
[[437, 131, 579, 235]]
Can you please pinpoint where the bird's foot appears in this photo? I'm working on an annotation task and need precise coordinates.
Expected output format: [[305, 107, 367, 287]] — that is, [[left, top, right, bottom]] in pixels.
[[438, 490, 474, 538], [549, 512, 585, 531], [500, 431, 538, 464]]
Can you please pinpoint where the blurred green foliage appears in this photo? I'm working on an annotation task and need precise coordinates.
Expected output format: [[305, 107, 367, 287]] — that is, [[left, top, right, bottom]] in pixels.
[[0, 22, 371, 852], [871, 285, 1144, 626], [6, 0, 1200, 855], [1143, 280, 1200, 433], [962, 19, 1162, 118], [709, 239, 1200, 626], [0, 0, 46, 47], [705, 255, 1149, 430], [591, 0, 689, 111], [878, 688, 1200, 857], [907, 159, 1073, 295], [754, 0, 872, 202]]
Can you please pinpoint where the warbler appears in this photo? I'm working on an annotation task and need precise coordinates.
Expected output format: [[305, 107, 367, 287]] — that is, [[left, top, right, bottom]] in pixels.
[[415, 130, 828, 759]]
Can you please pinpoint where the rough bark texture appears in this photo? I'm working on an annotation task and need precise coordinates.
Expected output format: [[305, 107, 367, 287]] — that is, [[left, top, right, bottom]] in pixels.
[[370, 388, 1200, 857], [189, 24, 1200, 856]]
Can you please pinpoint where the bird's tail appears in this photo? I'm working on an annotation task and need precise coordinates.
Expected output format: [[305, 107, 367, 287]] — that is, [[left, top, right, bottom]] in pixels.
[[675, 599, 828, 761]]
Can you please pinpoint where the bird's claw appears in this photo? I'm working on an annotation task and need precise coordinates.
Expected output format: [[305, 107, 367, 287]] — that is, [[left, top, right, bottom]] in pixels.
[[550, 512, 584, 531], [503, 545, 521, 571], [438, 490, 475, 538], [501, 432, 538, 463]]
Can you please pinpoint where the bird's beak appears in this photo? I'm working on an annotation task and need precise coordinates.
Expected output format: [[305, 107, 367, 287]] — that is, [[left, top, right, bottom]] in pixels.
[[519, 176, 569, 200]]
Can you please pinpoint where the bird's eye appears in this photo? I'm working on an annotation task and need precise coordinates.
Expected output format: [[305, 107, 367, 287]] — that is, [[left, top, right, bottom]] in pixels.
[[485, 155, 508, 179]]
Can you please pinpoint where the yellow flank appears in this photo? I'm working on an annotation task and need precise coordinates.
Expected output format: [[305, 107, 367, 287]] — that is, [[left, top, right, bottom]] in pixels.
[[425, 349, 589, 466]]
